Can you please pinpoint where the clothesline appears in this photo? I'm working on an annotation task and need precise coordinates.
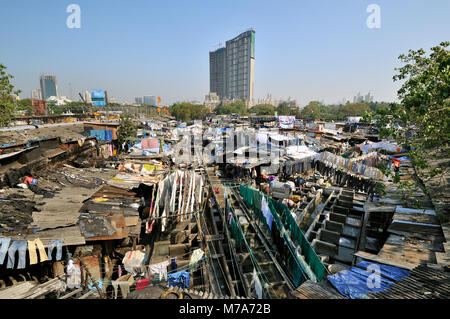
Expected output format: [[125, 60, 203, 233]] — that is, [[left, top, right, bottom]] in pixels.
[[98, 256, 207, 285]]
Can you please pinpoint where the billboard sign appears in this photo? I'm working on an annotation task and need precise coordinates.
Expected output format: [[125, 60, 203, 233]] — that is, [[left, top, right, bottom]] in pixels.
[[91, 90, 106, 106], [277, 116, 295, 129]]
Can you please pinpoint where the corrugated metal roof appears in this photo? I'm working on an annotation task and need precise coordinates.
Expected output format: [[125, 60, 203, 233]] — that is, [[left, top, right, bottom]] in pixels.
[[290, 280, 345, 299], [367, 265, 450, 299]]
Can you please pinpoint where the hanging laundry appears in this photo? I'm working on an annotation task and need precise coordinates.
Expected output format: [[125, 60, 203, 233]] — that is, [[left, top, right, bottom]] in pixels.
[[0, 237, 11, 265], [7, 240, 27, 269], [189, 249, 204, 272], [252, 268, 263, 299], [141, 139, 160, 153], [28, 238, 48, 265], [118, 281, 131, 299], [167, 270, 191, 288], [47, 239, 63, 261], [122, 250, 146, 276], [136, 277, 151, 290], [149, 260, 170, 281], [261, 196, 273, 230], [67, 259, 81, 289]]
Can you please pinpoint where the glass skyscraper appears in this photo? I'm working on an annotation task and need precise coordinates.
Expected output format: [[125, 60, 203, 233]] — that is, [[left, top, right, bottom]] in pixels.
[[40, 75, 58, 100], [209, 29, 255, 106]]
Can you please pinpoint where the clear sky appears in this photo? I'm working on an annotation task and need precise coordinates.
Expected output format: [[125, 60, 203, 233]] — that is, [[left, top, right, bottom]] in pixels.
[[1, 0, 449, 105]]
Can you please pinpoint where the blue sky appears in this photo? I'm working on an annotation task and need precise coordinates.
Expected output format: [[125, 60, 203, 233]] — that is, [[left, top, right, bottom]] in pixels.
[[1, 0, 449, 105]]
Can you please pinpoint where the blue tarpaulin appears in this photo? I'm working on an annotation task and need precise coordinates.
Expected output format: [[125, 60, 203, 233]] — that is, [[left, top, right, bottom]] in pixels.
[[328, 268, 391, 299], [328, 261, 410, 299], [90, 130, 113, 141], [167, 270, 190, 288], [389, 155, 411, 161], [357, 261, 410, 281]]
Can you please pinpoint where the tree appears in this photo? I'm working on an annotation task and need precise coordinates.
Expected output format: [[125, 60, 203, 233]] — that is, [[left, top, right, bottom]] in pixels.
[[338, 102, 370, 118], [367, 101, 391, 111], [0, 64, 21, 127], [214, 100, 248, 115], [276, 102, 293, 115], [169, 103, 209, 121], [17, 98, 33, 115], [249, 104, 275, 115], [298, 101, 323, 119], [364, 41, 450, 216], [117, 114, 137, 145]]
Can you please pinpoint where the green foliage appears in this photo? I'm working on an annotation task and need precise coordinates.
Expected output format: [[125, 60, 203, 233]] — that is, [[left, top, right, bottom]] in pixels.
[[169, 102, 209, 121], [58, 102, 91, 114], [214, 100, 248, 115], [295, 101, 372, 120], [276, 102, 294, 115], [0, 64, 21, 127], [364, 42, 450, 208], [298, 101, 323, 119], [118, 114, 137, 144], [339, 102, 370, 117], [365, 42, 450, 178], [367, 101, 391, 111], [249, 104, 276, 115], [17, 98, 33, 115]]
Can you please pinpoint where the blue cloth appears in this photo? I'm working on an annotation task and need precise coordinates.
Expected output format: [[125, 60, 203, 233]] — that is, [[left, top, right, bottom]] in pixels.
[[357, 261, 410, 281], [7, 240, 28, 269], [105, 130, 112, 141], [264, 211, 273, 230], [47, 239, 63, 261], [162, 144, 170, 153], [90, 130, 113, 141], [88, 280, 103, 291], [167, 270, 190, 288], [0, 142, 14, 148], [0, 237, 11, 265]]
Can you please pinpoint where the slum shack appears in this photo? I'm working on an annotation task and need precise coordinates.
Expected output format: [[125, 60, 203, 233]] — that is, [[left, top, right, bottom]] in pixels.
[[0, 116, 448, 300]]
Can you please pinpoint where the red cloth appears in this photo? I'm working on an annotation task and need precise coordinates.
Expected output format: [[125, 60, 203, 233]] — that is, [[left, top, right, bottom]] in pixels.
[[136, 277, 151, 290], [392, 158, 401, 168], [24, 176, 34, 184], [141, 139, 159, 150]]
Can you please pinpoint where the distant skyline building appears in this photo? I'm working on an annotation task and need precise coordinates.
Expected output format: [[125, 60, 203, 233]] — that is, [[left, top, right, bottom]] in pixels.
[[209, 29, 255, 107], [39, 74, 58, 100], [135, 97, 144, 104], [257, 93, 298, 108], [353, 91, 373, 103], [83, 90, 92, 104], [143, 95, 157, 106], [204, 92, 220, 110], [31, 88, 42, 100], [209, 47, 227, 99]]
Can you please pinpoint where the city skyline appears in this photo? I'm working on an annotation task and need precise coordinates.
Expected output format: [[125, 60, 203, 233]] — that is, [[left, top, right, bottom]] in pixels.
[[1, 0, 449, 105]]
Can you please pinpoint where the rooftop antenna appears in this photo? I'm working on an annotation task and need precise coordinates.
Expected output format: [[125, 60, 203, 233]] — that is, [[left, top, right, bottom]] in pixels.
[[212, 42, 224, 50]]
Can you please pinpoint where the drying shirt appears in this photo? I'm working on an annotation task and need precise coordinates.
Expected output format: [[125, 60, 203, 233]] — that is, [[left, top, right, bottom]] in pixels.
[[189, 249, 204, 271], [261, 196, 273, 230], [149, 260, 170, 281], [253, 268, 263, 299], [67, 260, 81, 289]]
